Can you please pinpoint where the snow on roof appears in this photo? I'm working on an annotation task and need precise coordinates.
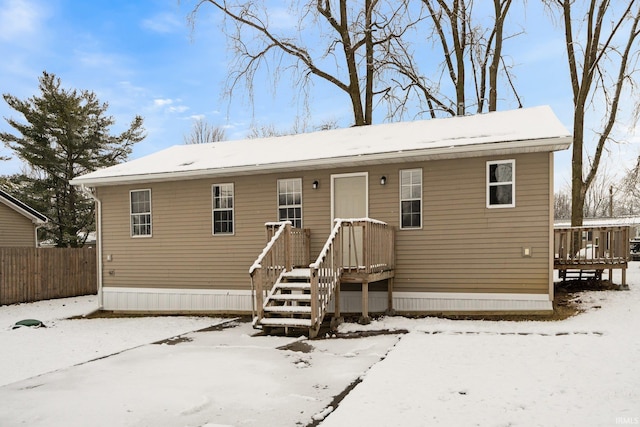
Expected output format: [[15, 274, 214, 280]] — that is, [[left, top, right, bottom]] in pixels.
[[0, 189, 48, 224], [71, 106, 571, 186]]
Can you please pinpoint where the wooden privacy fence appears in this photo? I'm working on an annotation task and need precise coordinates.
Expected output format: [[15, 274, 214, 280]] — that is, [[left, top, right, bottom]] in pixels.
[[0, 247, 97, 305]]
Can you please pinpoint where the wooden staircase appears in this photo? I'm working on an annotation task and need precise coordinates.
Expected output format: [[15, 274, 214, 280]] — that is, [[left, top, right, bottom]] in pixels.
[[250, 219, 395, 338], [258, 268, 316, 333]]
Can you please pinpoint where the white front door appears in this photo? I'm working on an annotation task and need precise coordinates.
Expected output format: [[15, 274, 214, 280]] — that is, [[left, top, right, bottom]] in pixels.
[[332, 173, 368, 267]]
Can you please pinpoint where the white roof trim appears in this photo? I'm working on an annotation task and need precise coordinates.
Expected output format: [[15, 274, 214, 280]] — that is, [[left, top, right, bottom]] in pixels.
[[71, 106, 572, 187]]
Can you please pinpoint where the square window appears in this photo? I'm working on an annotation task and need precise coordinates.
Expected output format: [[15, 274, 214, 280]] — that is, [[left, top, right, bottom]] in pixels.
[[487, 160, 515, 208]]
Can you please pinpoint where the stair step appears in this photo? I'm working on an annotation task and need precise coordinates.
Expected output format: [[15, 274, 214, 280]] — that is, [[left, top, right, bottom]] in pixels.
[[264, 305, 312, 314], [269, 294, 311, 302], [275, 282, 311, 291], [260, 317, 312, 328], [282, 268, 311, 280]]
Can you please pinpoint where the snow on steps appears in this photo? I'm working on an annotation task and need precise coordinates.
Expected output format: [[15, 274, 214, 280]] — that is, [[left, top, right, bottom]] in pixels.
[[259, 318, 313, 328], [263, 306, 311, 314], [258, 267, 315, 330], [269, 294, 312, 302], [282, 268, 311, 279]]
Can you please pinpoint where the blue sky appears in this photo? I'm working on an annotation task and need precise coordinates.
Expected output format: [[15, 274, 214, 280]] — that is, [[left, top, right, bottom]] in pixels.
[[0, 0, 637, 190]]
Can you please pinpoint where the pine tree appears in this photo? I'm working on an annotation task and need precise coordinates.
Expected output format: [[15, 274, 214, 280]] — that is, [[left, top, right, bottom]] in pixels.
[[1, 71, 145, 247]]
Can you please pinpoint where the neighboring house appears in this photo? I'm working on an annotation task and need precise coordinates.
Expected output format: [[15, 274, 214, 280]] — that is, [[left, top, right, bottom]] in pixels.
[[0, 189, 48, 247], [71, 106, 572, 317]]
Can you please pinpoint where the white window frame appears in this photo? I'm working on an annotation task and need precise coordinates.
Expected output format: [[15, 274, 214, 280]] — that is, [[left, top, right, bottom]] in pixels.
[[277, 178, 303, 228], [130, 189, 152, 238], [399, 168, 423, 230], [212, 183, 235, 235], [487, 159, 516, 209]]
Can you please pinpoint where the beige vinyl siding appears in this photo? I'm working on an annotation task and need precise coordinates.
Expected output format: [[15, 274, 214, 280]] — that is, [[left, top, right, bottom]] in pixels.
[[97, 151, 551, 296], [0, 204, 36, 247], [382, 153, 551, 294]]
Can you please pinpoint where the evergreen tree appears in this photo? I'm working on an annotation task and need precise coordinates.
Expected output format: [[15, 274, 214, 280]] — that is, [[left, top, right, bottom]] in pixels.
[[1, 71, 145, 247]]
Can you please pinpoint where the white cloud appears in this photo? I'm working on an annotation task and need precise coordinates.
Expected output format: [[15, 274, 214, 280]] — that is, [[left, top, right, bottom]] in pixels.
[[0, 0, 44, 42], [168, 105, 189, 113], [141, 12, 183, 34], [154, 98, 174, 107]]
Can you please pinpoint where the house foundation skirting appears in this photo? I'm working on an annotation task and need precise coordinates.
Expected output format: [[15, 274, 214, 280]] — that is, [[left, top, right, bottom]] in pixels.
[[102, 287, 253, 313], [101, 287, 552, 313]]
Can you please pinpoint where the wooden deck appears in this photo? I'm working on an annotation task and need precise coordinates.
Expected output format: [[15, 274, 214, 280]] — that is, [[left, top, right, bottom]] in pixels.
[[554, 226, 630, 285]]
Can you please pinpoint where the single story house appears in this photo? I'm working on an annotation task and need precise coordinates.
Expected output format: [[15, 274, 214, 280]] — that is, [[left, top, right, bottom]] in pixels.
[[0, 189, 48, 247], [71, 106, 572, 319]]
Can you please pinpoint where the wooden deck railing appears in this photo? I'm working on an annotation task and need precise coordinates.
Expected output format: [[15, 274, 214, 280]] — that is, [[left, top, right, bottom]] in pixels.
[[554, 226, 630, 266], [250, 222, 296, 322], [309, 218, 395, 333], [339, 219, 395, 274], [265, 224, 311, 268]]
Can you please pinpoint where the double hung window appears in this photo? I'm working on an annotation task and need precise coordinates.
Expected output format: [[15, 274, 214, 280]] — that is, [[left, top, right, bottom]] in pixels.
[[277, 178, 302, 228], [400, 169, 422, 229], [130, 189, 152, 237], [212, 183, 234, 234], [487, 160, 515, 208]]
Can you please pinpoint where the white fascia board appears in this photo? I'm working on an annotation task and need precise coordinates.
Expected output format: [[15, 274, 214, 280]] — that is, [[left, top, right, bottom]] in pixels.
[[71, 136, 572, 187]]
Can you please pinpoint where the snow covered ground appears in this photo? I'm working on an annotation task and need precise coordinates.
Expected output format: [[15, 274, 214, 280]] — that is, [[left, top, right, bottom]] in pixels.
[[1, 265, 639, 426]]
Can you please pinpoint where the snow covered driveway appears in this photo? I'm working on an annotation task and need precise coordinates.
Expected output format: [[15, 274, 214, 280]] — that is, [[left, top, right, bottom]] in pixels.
[[1, 265, 639, 426]]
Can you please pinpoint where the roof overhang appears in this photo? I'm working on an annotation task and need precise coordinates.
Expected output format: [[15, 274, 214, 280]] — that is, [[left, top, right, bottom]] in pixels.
[[71, 136, 572, 187]]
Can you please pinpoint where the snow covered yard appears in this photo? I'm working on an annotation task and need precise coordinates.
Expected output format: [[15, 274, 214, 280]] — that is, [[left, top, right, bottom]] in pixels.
[[0, 264, 639, 426]]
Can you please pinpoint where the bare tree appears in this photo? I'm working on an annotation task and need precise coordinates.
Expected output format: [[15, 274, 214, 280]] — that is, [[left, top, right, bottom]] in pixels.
[[554, 186, 572, 219], [189, 0, 423, 126], [387, 0, 520, 118], [248, 118, 339, 138], [545, 0, 640, 226], [184, 118, 226, 144]]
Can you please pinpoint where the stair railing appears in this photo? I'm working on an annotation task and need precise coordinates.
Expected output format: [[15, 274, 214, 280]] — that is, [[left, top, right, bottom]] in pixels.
[[309, 219, 343, 335], [308, 218, 395, 335], [249, 221, 292, 325]]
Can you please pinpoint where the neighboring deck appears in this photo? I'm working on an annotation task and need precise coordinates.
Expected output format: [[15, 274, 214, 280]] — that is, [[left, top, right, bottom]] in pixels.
[[554, 226, 630, 285]]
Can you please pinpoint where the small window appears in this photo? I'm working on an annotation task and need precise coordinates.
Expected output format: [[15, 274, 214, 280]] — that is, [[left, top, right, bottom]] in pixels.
[[277, 178, 302, 228], [400, 169, 422, 229], [487, 160, 515, 208], [212, 183, 234, 235], [130, 189, 152, 237]]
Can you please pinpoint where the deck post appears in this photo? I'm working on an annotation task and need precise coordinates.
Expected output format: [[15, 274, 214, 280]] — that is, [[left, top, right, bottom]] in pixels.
[[330, 279, 343, 330], [359, 280, 370, 325], [255, 268, 264, 320], [386, 277, 395, 316], [310, 268, 319, 332]]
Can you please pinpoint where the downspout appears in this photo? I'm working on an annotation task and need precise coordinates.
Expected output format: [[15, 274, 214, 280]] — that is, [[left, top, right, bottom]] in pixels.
[[79, 185, 104, 309], [34, 224, 44, 247]]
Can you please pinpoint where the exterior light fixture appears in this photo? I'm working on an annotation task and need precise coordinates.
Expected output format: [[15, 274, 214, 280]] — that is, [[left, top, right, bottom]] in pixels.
[[312, 180, 319, 189], [380, 176, 387, 185]]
